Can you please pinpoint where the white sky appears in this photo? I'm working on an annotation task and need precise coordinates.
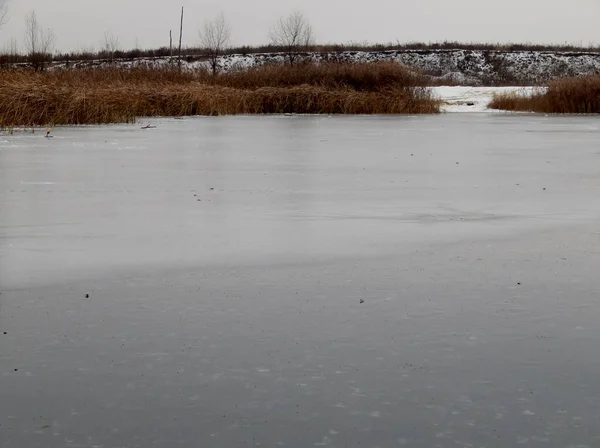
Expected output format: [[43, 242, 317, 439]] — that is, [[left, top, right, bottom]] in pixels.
[[2, 0, 599, 53]]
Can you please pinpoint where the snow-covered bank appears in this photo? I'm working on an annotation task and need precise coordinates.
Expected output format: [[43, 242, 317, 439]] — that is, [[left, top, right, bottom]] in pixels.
[[53, 50, 600, 86], [432, 86, 544, 112], [52, 49, 600, 86]]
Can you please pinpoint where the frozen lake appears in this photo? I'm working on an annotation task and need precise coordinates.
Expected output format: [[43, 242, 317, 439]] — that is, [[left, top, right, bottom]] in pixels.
[[1, 114, 600, 447]]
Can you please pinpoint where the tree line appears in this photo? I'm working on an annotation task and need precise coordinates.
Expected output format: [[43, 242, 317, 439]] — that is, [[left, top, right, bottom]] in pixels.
[[0, 2, 315, 72]]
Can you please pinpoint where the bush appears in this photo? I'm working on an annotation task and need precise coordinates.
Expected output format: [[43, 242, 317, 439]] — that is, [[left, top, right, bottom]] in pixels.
[[489, 76, 600, 113]]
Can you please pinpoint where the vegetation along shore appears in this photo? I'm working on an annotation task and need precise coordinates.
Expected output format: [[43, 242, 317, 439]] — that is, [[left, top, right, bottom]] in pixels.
[[0, 63, 440, 127]]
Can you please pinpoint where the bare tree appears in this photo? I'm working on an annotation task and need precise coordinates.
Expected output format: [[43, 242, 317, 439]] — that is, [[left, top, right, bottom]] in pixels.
[[24, 10, 39, 57], [40, 27, 55, 57], [103, 30, 120, 62], [269, 11, 314, 66], [24, 10, 54, 70], [199, 13, 231, 75]]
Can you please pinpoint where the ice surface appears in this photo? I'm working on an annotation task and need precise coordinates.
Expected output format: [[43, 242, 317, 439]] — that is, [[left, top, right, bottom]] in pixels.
[[1, 115, 600, 448]]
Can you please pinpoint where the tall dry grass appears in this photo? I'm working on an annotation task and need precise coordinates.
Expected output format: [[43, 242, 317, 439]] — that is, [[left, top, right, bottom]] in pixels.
[[0, 63, 438, 125], [489, 75, 600, 113], [203, 62, 428, 90]]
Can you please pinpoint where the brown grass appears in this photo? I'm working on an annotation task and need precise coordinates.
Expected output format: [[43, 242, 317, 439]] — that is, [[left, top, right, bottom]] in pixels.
[[0, 63, 439, 126], [489, 76, 600, 113], [202, 62, 428, 90]]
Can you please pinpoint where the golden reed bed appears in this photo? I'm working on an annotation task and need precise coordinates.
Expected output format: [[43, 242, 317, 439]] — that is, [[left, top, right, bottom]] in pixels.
[[489, 75, 600, 113], [0, 63, 440, 126]]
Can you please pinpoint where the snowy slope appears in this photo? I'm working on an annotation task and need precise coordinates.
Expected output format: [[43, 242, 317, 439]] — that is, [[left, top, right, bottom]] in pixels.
[[51, 49, 600, 86]]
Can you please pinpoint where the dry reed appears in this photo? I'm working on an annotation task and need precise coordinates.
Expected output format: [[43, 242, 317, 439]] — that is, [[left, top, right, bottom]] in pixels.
[[489, 76, 600, 113], [202, 62, 428, 90], [0, 63, 439, 126]]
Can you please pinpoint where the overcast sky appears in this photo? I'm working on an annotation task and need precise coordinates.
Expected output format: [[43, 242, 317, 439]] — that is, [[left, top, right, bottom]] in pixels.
[[2, 0, 600, 52]]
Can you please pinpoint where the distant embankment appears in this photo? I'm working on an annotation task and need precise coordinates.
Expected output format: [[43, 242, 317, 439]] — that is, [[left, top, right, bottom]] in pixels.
[[316, 50, 600, 85], [54, 49, 600, 86]]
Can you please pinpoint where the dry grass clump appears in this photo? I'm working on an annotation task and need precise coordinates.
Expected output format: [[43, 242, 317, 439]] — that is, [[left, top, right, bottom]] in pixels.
[[0, 63, 438, 125], [489, 76, 600, 113]]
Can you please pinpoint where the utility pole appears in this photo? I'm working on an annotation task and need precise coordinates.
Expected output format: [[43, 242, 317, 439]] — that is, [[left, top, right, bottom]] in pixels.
[[178, 6, 184, 71], [169, 30, 173, 59]]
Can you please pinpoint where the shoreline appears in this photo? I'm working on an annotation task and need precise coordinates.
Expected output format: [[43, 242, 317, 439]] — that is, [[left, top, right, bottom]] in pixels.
[[0, 86, 549, 130]]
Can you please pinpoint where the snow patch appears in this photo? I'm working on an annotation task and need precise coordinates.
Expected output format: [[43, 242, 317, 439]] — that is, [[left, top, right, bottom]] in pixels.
[[432, 86, 545, 113]]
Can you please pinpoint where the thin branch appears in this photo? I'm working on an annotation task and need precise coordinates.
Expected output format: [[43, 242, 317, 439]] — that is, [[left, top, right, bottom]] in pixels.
[[0, 0, 8, 29]]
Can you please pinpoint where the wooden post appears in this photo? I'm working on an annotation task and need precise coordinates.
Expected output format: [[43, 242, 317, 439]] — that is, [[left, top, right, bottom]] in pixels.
[[169, 30, 173, 59], [178, 6, 184, 71]]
